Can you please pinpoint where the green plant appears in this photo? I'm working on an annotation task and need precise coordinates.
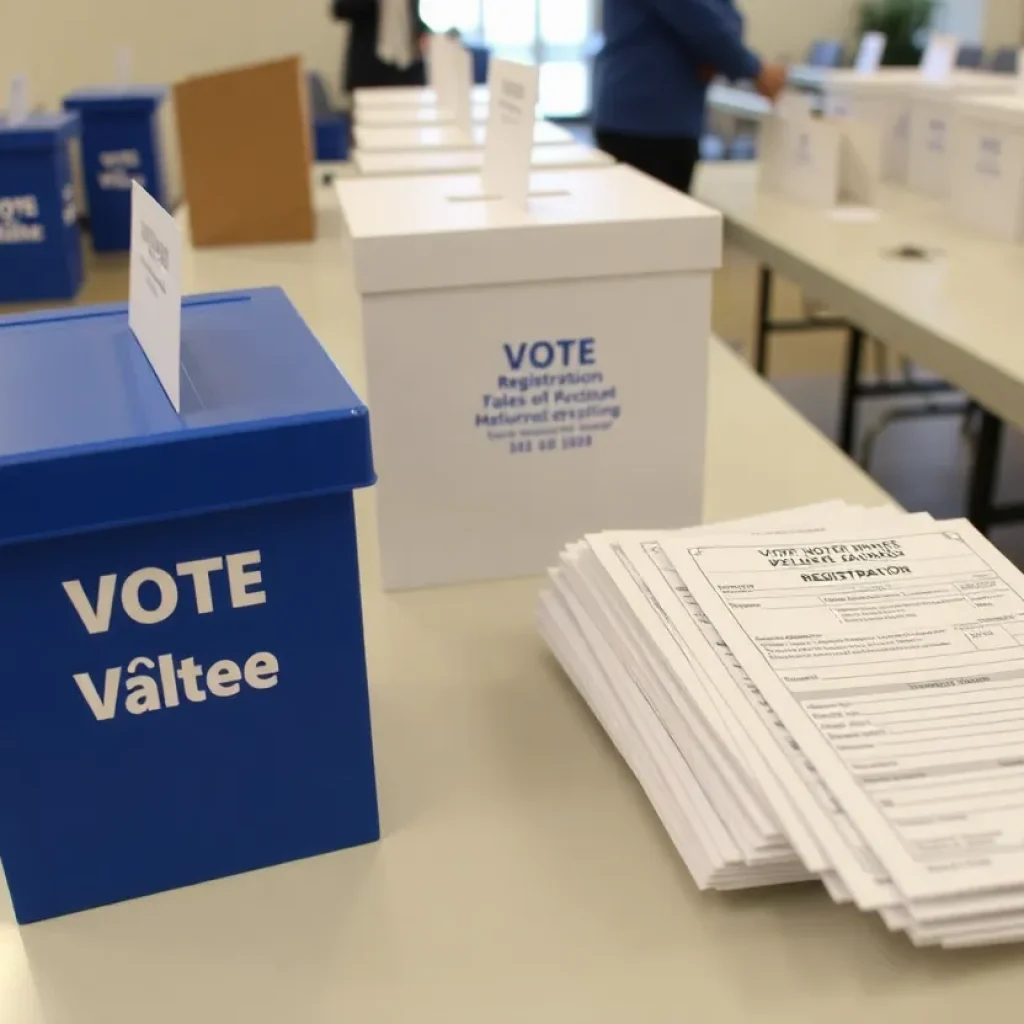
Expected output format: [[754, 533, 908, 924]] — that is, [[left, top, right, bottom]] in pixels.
[[857, 0, 936, 66]]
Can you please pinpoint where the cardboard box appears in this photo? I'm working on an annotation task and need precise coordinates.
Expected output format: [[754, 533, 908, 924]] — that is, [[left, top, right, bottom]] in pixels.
[[174, 57, 314, 246], [0, 287, 378, 922], [335, 165, 720, 590], [949, 94, 1024, 242]]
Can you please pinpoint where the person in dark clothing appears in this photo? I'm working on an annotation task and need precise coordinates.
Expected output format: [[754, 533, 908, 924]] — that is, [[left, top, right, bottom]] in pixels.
[[593, 0, 787, 194], [332, 0, 428, 93]]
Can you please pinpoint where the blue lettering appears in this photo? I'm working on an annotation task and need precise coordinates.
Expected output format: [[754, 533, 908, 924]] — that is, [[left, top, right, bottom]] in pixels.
[[503, 343, 528, 370], [555, 339, 575, 364], [504, 338, 599, 370], [531, 342, 555, 368]]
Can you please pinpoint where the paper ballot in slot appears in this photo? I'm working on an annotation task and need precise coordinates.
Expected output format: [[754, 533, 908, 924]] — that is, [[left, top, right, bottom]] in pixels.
[[128, 181, 182, 410], [760, 103, 881, 210], [428, 35, 473, 137], [481, 59, 541, 209], [6, 74, 29, 125]]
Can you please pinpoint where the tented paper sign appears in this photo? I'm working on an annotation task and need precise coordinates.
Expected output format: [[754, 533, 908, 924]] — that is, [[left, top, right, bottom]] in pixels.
[[129, 181, 182, 410], [855, 32, 887, 75], [7, 74, 28, 125], [920, 33, 957, 82], [482, 59, 540, 209]]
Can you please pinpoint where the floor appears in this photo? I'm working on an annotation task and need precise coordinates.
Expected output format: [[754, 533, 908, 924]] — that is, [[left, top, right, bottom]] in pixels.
[[30, 231, 1024, 566]]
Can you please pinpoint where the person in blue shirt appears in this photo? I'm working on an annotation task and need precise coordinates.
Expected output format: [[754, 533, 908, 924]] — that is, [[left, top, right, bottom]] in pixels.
[[594, 0, 787, 193]]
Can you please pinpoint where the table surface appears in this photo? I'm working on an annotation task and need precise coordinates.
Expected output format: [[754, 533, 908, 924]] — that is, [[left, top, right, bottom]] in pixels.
[[6, 183, 1023, 1024], [694, 160, 1024, 434]]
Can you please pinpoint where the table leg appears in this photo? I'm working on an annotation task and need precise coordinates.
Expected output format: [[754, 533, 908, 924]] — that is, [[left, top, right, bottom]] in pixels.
[[755, 265, 772, 377], [967, 411, 1004, 535], [838, 327, 864, 456]]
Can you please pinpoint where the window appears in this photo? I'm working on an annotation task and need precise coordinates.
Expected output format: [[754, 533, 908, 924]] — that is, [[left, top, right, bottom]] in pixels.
[[422, 0, 597, 117]]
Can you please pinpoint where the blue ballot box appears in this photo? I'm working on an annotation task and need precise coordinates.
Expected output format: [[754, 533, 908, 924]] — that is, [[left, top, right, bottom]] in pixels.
[[0, 287, 379, 923], [0, 113, 83, 304], [63, 86, 170, 253], [315, 115, 350, 161]]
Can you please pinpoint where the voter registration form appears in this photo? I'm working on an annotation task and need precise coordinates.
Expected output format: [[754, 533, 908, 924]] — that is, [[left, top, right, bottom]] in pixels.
[[540, 506, 1024, 948], [668, 520, 1024, 902]]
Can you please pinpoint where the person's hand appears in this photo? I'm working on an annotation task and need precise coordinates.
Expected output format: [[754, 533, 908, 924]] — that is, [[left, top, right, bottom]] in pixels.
[[755, 63, 789, 101]]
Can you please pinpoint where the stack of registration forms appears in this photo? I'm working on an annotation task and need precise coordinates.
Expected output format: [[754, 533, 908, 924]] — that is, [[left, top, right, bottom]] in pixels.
[[538, 502, 1024, 948]]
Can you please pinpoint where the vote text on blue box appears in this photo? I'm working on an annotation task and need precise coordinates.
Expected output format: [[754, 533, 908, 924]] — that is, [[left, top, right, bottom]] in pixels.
[[0, 287, 379, 922], [0, 113, 83, 303], [63, 86, 171, 253]]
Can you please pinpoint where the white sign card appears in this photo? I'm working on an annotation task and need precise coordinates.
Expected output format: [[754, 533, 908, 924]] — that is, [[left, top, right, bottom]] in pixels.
[[7, 74, 29, 125], [855, 32, 887, 75], [116, 46, 133, 87], [128, 181, 183, 411], [920, 33, 958, 82], [482, 59, 540, 209]]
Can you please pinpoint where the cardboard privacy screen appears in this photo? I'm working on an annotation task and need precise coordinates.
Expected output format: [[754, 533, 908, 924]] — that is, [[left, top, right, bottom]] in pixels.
[[173, 57, 314, 246]]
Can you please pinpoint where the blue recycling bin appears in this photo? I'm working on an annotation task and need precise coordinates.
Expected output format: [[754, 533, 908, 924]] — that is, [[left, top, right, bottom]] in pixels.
[[63, 86, 170, 253], [0, 287, 379, 923], [0, 113, 83, 304]]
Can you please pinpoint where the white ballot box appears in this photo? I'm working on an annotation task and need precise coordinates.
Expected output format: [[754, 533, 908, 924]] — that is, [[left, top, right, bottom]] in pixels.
[[820, 69, 922, 183], [353, 85, 489, 113], [354, 143, 614, 177], [334, 165, 721, 590], [949, 94, 1024, 243], [906, 72, 1018, 197], [354, 121, 575, 153], [353, 103, 491, 127], [760, 105, 882, 210]]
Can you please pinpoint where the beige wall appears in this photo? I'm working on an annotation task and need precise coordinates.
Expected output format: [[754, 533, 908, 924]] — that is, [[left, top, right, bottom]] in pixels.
[[0, 0, 348, 111], [983, 0, 1024, 44], [740, 0, 860, 63]]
